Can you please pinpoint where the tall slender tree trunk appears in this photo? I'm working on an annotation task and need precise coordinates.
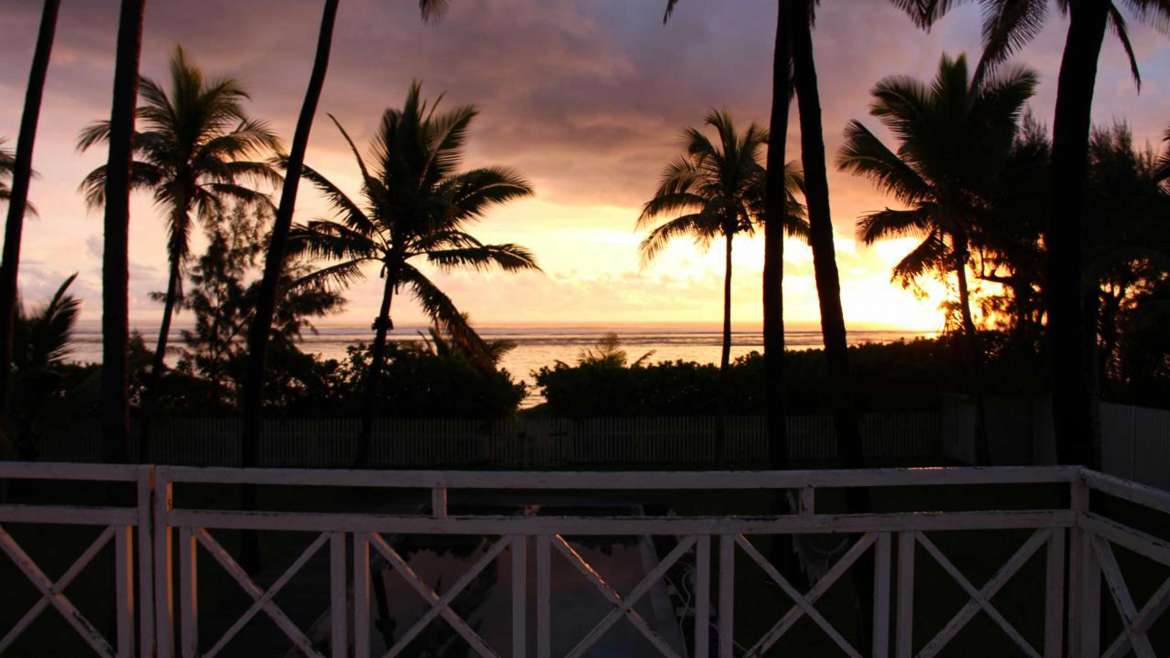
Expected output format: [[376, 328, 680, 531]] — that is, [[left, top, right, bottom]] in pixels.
[[0, 0, 59, 428], [715, 230, 733, 463], [763, 0, 793, 470], [100, 0, 146, 465], [954, 243, 990, 465], [1049, 0, 1108, 468], [789, 1, 863, 471], [139, 251, 182, 461], [238, 0, 338, 571], [356, 273, 396, 467], [790, 3, 872, 640]]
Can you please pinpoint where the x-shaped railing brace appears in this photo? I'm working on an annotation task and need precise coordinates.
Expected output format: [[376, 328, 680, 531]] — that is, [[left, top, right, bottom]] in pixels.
[[1093, 536, 1170, 658], [554, 534, 693, 658], [0, 524, 118, 657], [189, 528, 326, 658], [915, 528, 1050, 658]]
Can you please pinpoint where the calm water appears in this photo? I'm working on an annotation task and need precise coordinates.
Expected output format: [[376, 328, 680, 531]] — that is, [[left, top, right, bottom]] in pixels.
[[67, 325, 936, 406]]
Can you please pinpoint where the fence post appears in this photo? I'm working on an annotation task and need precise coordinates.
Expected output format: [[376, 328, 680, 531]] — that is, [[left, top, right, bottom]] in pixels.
[[895, 531, 915, 658], [137, 465, 155, 657], [1068, 476, 1100, 657], [153, 472, 174, 658], [512, 535, 527, 658], [718, 535, 734, 658], [873, 532, 892, 658], [694, 535, 710, 658], [1044, 528, 1065, 658], [179, 527, 197, 658], [115, 525, 135, 658], [537, 535, 551, 658], [330, 532, 347, 658], [354, 533, 370, 658]]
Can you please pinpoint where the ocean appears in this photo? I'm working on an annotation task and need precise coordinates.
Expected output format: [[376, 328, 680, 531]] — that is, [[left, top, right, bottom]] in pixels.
[[67, 325, 937, 407]]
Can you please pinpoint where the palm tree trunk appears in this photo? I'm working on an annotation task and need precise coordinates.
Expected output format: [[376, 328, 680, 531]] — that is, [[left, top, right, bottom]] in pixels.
[[763, 0, 794, 471], [100, 0, 146, 465], [1049, 0, 1108, 468], [790, 3, 872, 640], [241, 0, 339, 467], [0, 0, 59, 422], [954, 244, 990, 465], [356, 274, 396, 467], [139, 253, 182, 461], [238, 0, 338, 572], [716, 230, 733, 463], [789, 1, 864, 472]]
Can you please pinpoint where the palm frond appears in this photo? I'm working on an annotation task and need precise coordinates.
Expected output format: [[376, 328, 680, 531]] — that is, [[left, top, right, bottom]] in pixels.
[[426, 244, 541, 272], [639, 212, 718, 264], [892, 231, 949, 285], [838, 121, 930, 204], [856, 207, 934, 244]]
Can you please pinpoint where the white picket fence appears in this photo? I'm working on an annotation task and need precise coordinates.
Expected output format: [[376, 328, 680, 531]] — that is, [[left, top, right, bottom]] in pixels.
[[1, 461, 1170, 656]]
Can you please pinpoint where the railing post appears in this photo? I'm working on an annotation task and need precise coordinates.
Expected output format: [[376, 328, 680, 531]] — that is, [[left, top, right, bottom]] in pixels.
[[432, 487, 448, 519], [153, 473, 174, 658], [354, 533, 370, 658], [873, 532, 892, 658], [537, 535, 551, 658], [694, 535, 711, 658], [115, 525, 134, 658], [1068, 476, 1100, 657], [1044, 528, 1065, 658], [512, 535, 527, 658], [718, 534, 734, 658], [330, 532, 347, 658], [896, 531, 915, 658], [178, 527, 197, 658], [137, 466, 154, 658]]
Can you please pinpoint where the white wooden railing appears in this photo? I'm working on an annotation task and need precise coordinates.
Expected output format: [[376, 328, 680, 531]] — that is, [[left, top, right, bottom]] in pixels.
[[2, 463, 1169, 657]]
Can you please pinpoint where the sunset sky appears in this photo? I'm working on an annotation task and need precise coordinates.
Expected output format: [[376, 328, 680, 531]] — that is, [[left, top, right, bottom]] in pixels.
[[1, 0, 1167, 333]]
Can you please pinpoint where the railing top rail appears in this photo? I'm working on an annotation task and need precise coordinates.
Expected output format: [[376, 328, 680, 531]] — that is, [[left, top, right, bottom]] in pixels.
[[0, 461, 147, 482], [154, 465, 1082, 489], [1082, 468, 1170, 513]]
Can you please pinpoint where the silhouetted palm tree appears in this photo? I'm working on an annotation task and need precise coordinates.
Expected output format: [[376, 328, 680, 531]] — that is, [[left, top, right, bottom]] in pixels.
[[288, 82, 539, 465], [638, 110, 807, 400], [240, 0, 454, 476], [0, 142, 12, 202], [907, 0, 1170, 467], [100, 0, 147, 463], [0, 0, 60, 418], [840, 53, 1037, 464], [79, 46, 280, 421]]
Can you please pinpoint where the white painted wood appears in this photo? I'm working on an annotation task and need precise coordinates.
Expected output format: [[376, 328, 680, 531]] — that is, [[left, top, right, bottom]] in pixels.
[[694, 536, 710, 658], [873, 532, 891, 658], [137, 466, 155, 658], [735, 535, 862, 658], [0, 460, 142, 481], [155, 478, 175, 658], [179, 527, 198, 658], [115, 525, 135, 658], [432, 487, 448, 519], [1083, 469, 1170, 513], [167, 508, 1075, 536], [193, 528, 324, 658], [0, 504, 138, 525], [536, 535, 551, 658], [0, 524, 116, 656], [718, 535, 734, 658], [512, 535, 526, 658], [895, 532, 915, 658], [153, 464, 1081, 490], [1081, 512, 1170, 567], [354, 534, 370, 658], [750, 533, 877, 654], [915, 529, 1047, 658], [1044, 529, 1065, 658], [1092, 536, 1156, 658], [370, 532, 503, 658], [330, 532, 347, 658], [1102, 575, 1170, 658], [554, 534, 690, 658], [1068, 477, 1098, 658]]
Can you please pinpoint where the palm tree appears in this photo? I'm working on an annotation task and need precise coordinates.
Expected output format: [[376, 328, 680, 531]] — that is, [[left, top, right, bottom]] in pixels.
[[663, 0, 798, 470], [638, 110, 808, 458], [100, 0, 147, 464], [240, 0, 453, 475], [839, 53, 1037, 464], [288, 82, 539, 465], [78, 46, 280, 449], [907, 0, 1170, 468], [0, 0, 60, 418], [0, 141, 12, 201]]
